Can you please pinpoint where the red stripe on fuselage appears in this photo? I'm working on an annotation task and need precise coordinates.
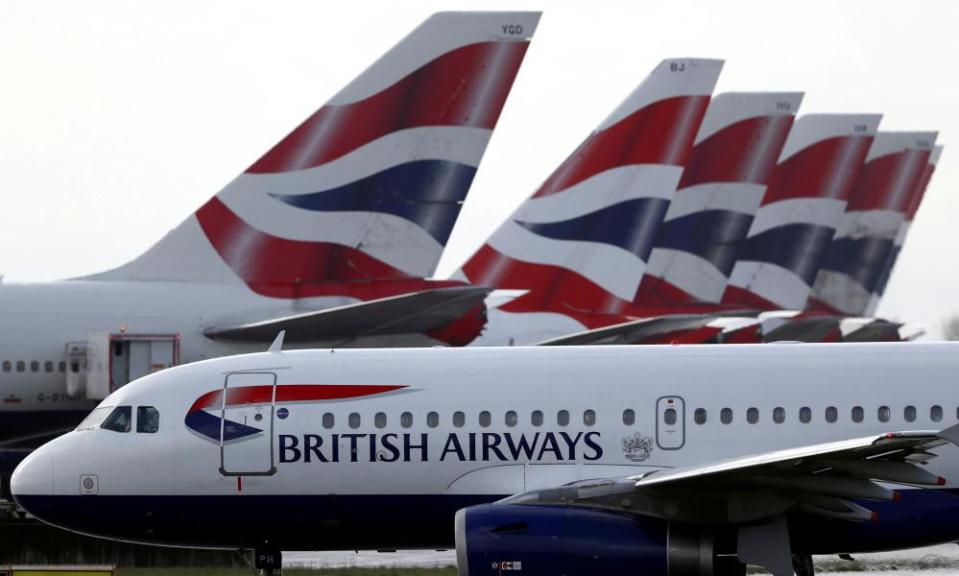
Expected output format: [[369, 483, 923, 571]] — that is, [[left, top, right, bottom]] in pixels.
[[189, 384, 407, 414], [531, 96, 710, 199], [247, 42, 529, 174]]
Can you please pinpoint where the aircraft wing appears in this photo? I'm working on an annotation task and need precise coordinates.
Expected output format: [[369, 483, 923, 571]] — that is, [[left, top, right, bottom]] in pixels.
[[508, 423, 959, 526], [841, 319, 905, 342], [763, 315, 842, 342], [537, 315, 717, 346], [203, 285, 491, 344], [502, 424, 959, 576]]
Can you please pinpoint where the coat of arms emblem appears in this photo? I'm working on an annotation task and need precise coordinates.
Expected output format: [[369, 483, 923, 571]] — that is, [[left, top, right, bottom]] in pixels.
[[622, 432, 653, 462]]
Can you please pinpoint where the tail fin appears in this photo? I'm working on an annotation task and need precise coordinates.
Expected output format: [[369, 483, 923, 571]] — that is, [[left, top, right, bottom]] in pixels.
[[458, 58, 723, 330], [90, 12, 540, 297], [808, 131, 937, 315], [636, 91, 803, 306], [721, 113, 882, 310], [865, 144, 943, 315]]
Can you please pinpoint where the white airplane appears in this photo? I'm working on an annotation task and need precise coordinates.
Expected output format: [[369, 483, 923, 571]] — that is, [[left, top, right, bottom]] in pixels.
[[0, 11, 539, 449], [13, 341, 959, 576]]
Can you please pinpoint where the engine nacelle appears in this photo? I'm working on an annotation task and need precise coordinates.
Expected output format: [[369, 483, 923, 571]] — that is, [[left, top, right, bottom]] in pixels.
[[455, 504, 742, 576]]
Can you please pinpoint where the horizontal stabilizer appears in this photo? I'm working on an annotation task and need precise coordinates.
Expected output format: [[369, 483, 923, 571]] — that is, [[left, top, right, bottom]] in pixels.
[[537, 312, 752, 346], [204, 286, 491, 344]]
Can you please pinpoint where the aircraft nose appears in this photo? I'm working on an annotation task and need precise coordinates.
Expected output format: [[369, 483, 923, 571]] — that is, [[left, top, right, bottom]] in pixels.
[[11, 447, 54, 504]]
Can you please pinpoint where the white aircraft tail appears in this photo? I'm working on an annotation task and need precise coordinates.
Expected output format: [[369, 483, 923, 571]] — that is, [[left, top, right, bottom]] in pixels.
[[89, 12, 540, 299], [457, 58, 723, 333]]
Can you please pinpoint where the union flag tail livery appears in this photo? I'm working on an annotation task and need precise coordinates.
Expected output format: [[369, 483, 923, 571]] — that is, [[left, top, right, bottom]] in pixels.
[[458, 58, 724, 344], [0, 13, 540, 457], [866, 144, 944, 316], [636, 92, 803, 306], [90, 12, 540, 296], [808, 132, 937, 316], [720, 114, 882, 310]]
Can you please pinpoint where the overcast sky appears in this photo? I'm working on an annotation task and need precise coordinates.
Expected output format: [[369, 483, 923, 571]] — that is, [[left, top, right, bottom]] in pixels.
[[2, 0, 957, 336]]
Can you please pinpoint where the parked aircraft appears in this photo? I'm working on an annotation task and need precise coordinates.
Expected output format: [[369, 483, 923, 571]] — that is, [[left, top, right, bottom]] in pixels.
[[866, 145, 944, 316], [635, 91, 802, 306], [809, 132, 938, 316], [13, 342, 959, 576], [457, 58, 726, 345], [721, 114, 881, 310], [0, 11, 539, 449]]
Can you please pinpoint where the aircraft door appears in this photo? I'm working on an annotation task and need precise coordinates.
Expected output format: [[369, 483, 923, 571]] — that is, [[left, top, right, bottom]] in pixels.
[[220, 372, 277, 476], [656, 396, 685, 450]]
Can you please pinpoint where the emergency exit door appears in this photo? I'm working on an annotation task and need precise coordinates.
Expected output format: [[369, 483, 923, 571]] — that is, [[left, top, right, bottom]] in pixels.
[[220, 372, 277, 476], [656, 396, 685, 450]]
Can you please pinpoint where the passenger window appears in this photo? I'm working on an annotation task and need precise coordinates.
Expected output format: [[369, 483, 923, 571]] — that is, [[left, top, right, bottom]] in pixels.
[[427, 412, 439, 428], [505, 410, 518, 427], [30, 361, 39, 373], [453, 411, 465, 428], [136, 406, 159, 433], [746, 407, 759, 424], [44, 361, 53, 373], [825, 406, 838, 423], [321, 413, 334, 429], [1, 361, 9, 372], [622, 409, 635, 426], [374, 412, 387, 429], [348, 413, 361, 429], [401, 412, 413, 428], [720, 408, 733, 424], [16, 361, 25, 373], [479, 411, 491, 427], [773, 407, 785, 424], [531, 410, 544, 427], [583, 409, 596, 427], [694, 408, 706, 425], [101, 406, 132, 433], [878, 406, 891, 423], [904, 405, 916, 422], [557, 410, 570, 427], [664, 408, 678, 425], [799, 407, 811, 423], [851, 406, 864, 423], [931, 405, 943, 422]]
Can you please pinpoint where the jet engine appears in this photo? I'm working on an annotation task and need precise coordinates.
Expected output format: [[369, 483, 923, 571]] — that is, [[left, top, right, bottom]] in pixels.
[[455, 503, 744, 576]]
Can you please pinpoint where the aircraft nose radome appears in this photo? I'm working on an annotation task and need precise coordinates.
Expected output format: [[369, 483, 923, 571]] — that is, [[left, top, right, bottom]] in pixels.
[[10, 448, 53, 502]]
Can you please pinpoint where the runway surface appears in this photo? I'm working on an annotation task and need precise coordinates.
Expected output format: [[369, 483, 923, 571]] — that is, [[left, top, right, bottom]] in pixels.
[[285, 543, 959, 573]]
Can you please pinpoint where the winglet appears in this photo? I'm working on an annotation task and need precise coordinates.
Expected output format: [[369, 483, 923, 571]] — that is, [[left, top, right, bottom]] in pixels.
[[938, 422, 959, 446], [268, 331, 286, 353]]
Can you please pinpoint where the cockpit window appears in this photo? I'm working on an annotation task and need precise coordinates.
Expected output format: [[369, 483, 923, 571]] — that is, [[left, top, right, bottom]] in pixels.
[[137, 406, 160, 433], [101, 406, 132, 433], [76, 406, 114, 431]]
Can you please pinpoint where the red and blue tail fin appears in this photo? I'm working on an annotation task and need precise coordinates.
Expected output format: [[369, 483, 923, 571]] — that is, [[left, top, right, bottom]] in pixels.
[[721, 113, 882, 310], [457, 58, 723, 341], [636, 92, 803, 306], [91, 12, 539, 297], [808, 131, 937, 315], [865, 144, 943, 315]]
